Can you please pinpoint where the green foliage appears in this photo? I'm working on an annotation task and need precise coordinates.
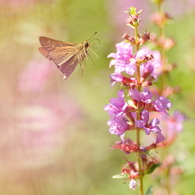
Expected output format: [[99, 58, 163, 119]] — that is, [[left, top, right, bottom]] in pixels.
[[146, 163, 162, 174], [112, 173, 129, 179], [144, 186, 153, 195]]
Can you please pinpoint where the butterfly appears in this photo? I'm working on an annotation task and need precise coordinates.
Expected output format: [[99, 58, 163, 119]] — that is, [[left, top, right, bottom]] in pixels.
[[38, 32, 98, 80]]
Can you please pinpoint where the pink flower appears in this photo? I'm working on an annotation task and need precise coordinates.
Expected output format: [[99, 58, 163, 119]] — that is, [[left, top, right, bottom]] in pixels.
[[129, 87, 152, 104], [107, 116, 129, 136], [110, 73, 124, 86], [108, 42, 161, 81], [135, 110, 165, 143], [135, 110, 161, 134], [108, 42, 136, 75], [104, 90, 129, 136], [152, 95, 172, 115], [104, 90, 128, 118], [135, 47, 161, 80]]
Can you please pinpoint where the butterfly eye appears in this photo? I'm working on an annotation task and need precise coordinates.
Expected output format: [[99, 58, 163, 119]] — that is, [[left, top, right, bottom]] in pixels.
[[85, 42, 89, 48]]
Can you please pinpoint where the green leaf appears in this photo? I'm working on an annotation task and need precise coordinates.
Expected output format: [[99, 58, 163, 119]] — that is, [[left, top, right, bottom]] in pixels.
[[151, 0, 163, 4], [144, 186, 153, 195], [130, 7, 136, 15], [138, 9, 142, 15], [146, 163, 162, 174], [112, 173, 129, 179]]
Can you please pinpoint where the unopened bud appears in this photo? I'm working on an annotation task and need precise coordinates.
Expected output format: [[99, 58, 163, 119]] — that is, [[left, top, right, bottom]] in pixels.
[[139, 31, 150, 45]]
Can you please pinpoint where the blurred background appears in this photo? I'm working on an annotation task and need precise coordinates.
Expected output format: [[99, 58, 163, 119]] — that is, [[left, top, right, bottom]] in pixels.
[[0, 0, 195, 194]]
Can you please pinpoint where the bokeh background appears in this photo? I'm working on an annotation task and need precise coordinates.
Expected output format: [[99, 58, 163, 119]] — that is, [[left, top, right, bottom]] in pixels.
[[0, 0, 195, 194]]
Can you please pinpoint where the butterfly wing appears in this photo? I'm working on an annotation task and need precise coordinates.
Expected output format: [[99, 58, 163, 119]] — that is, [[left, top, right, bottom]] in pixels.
[[39, 36, 75, 52], [59, 57, 79, 80], [39, 44, 81, 79], [39, 36, 89, 79]]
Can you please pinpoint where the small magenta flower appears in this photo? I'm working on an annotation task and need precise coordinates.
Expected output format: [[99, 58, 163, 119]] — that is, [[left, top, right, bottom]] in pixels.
[[108, 41, 162, 85], [141, 47, 161, 78], [135, 110, 161, 135], [156, 131, 166, 143], [133, 47, 162, 80], [104, 89, 128, 118], [129, 87, 152, 104], [110, 73, 124, 86], [141, 60, 161, 80], [135, 110, 165, 143], [107, 116, 129, 136], [108, 42, 136, 75], [152, 95, 172, 115], [104, 90, 130, 136]]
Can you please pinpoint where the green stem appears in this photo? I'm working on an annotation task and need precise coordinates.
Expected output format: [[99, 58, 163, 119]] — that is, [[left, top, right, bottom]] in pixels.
[[134, 27, 141, 91], [134, 26, 143, 195], [136, 126, 143, 195]]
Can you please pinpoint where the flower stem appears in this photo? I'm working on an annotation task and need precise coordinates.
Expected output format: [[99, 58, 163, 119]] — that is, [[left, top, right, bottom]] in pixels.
[[135, 26, 144, 195], [136, 127, 144, 195], [135, 27, 141, 91]]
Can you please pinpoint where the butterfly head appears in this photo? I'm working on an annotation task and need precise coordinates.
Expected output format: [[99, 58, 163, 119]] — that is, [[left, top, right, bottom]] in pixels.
[[83, 41, 89, 49]]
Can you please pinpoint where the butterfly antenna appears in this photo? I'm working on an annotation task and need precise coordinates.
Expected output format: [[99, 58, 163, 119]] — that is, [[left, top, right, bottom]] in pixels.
[[87, 32, 97, 41], [90, 38, 100, 49]]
